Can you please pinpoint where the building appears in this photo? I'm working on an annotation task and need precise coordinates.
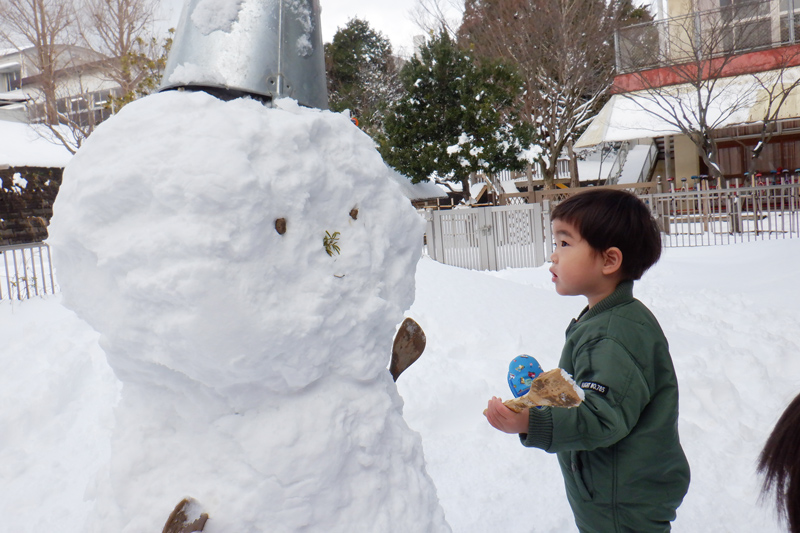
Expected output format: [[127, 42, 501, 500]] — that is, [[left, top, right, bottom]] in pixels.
[[0, 45, 119, 127], [0, 44, 115, 243], [576, 0, 800, 186]]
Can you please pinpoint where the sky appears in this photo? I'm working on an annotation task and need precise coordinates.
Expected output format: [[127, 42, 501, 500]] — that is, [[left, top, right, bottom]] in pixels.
[[159, 0, 440, 59], [318, 0, 430, 57]]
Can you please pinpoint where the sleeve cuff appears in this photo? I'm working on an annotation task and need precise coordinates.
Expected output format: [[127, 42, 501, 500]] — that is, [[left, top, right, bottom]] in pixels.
[[518, 407, 554, 450]]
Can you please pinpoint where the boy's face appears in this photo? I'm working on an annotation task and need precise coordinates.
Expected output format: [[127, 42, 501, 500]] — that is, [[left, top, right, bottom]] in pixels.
[[549, 219, 612, 307]]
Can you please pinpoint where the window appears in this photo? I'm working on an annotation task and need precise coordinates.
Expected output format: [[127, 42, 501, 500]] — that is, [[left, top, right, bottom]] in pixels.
[[720, 0, 774, 52], [0, 66, 21, 92]]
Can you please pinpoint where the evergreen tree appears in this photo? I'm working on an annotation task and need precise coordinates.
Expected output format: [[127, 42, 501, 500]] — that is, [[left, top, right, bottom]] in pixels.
[[324, 18, 402, 141], [380, 32, 532, 201]]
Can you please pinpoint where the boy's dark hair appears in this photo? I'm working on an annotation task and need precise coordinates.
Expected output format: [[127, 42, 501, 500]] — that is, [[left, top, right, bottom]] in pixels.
[[758, 391, 800, 533], [551, 188, 661, 281]]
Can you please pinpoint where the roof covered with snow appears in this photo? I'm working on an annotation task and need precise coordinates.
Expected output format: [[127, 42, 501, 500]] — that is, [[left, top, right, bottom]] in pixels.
[[576, 65, 800, 148], [386, 166, 449, 200], [0, 120, 72, 168]]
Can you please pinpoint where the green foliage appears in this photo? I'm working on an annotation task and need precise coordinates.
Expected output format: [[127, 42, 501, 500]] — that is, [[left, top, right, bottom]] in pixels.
[[619, 0, 653, 26], [380, 32, 534, 189], [323, 231, 341, 256], [107, 28, 174, 112], [324, 18, 402, 141]]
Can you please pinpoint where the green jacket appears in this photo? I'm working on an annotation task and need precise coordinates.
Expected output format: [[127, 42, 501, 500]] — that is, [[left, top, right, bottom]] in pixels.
[[521, 281, 690, 532]]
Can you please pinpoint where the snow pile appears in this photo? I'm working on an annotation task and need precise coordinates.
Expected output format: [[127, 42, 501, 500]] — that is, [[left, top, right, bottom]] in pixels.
[[0, 298, 118, 531], [47, 90, 449, 532]]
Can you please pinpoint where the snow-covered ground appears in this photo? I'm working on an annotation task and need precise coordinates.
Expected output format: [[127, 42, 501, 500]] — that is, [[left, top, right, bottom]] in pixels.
[[2, 237, 797, 532]]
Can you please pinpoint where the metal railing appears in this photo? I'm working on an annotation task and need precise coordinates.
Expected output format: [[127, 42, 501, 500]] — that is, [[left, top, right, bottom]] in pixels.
[[605, 142, 630, 185], [616, 0, 798, 73], [637, 142, 660, 184], [0, 242, 58, 300], [651, 183, 800, 247], [425, 182, 800, 270]]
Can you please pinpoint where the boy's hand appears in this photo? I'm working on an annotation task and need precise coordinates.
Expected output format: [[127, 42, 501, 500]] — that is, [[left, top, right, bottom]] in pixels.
[[485, 396, 529, 434]]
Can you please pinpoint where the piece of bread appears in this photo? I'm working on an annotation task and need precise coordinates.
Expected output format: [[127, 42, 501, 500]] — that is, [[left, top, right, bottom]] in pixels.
[[502, 369, 584, 412]]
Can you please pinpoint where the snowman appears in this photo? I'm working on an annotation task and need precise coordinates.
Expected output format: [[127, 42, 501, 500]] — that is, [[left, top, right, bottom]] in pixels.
[[47, 2, 450, 530]]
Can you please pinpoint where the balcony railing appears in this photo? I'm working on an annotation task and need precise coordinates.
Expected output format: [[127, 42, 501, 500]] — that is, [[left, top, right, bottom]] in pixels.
[[616, 0, 800, 74]]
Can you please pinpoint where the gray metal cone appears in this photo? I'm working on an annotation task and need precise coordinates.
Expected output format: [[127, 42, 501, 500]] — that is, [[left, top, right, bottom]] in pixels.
[[160, 0, 328, 109]]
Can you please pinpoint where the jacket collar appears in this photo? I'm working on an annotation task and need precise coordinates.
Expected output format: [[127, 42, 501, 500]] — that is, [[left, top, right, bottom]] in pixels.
[[576, 280, 635, 323]]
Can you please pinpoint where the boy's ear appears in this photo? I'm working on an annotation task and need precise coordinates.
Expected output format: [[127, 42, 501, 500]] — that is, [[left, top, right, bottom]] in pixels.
[[602, 247, 623, 276]]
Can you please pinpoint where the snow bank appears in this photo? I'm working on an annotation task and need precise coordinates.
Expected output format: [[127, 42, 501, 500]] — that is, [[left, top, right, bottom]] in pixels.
[[0, 297, 118, 530]]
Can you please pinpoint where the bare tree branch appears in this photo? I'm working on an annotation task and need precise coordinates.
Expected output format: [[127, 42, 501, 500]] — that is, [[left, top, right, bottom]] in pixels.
[[79, 0, 159, 97], [0, 0, 168, 153], [411, 0, 464, 41], [616, 2, 800, 178], [459, 0, 624, 188], [0, 0, 79, 125]]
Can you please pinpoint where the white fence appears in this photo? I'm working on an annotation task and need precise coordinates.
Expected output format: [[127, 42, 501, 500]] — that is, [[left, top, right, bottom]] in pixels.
[[0, 242, 58, 300], [425, 183, 800, 271], [426, 204, 552, 270]]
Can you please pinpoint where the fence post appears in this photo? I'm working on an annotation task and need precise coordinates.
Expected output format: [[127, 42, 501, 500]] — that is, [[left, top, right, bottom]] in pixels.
[[526, 164, 535, 204], [2, 251, 10, 299], [424, 210, 436, 260], [432, 210, 445, 262], [532, 203, 545, 267], [653, 188, 671, 235], [542, 200, 553, 263], [477, 208, 497, 270]]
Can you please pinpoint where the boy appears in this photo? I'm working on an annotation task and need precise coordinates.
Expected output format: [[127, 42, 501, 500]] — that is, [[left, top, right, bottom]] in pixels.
[[485, 189, 690, 532]]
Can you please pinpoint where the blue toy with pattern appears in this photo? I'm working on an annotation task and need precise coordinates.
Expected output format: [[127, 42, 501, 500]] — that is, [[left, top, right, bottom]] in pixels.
[[507, 354, 543, 398]]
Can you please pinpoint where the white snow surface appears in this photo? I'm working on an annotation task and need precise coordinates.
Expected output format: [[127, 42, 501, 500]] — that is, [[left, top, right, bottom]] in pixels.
[[4, 238, 799, 532], [45, 90, 447, 532], [167, 62, 226, 85], [618, 143, 654, 184], [0, 120, 72, 168], [1, 90, 798, 532], [191, 0, 244, 35]]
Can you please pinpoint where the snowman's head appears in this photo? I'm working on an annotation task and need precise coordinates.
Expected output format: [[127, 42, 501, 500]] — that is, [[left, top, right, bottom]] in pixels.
[[50, 92, 424, 398]]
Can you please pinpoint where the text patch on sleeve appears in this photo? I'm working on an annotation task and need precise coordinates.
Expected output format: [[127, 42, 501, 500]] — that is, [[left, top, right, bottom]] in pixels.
[[580, 381, 609, 395]]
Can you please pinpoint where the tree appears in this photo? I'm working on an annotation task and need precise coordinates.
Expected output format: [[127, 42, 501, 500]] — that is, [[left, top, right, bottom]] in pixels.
[[0, 0, 78, 126], [103, 30, 173, 111], [324, 18, 402, 142], [459, 0, 626, 188], [80, 0, 171, 110], [741, 66, 800, 175], [411, 0, 464, 42], [0, 0, 170, 153], [380, 31, 533, 202], [615, 2, 800, 179]]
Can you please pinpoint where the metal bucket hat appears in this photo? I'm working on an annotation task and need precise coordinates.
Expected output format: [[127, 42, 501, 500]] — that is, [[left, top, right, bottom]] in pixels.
[[160, 0, 328, 109]]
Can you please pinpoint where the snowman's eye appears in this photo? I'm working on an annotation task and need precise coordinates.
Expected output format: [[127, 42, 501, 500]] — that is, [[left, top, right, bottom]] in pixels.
[[275, 218, 287, 235], [350, 208, 358, 220]]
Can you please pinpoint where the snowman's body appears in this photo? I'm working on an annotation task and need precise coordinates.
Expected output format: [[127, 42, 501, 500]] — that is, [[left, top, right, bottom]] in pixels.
[[49, 91, 450, 532]]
